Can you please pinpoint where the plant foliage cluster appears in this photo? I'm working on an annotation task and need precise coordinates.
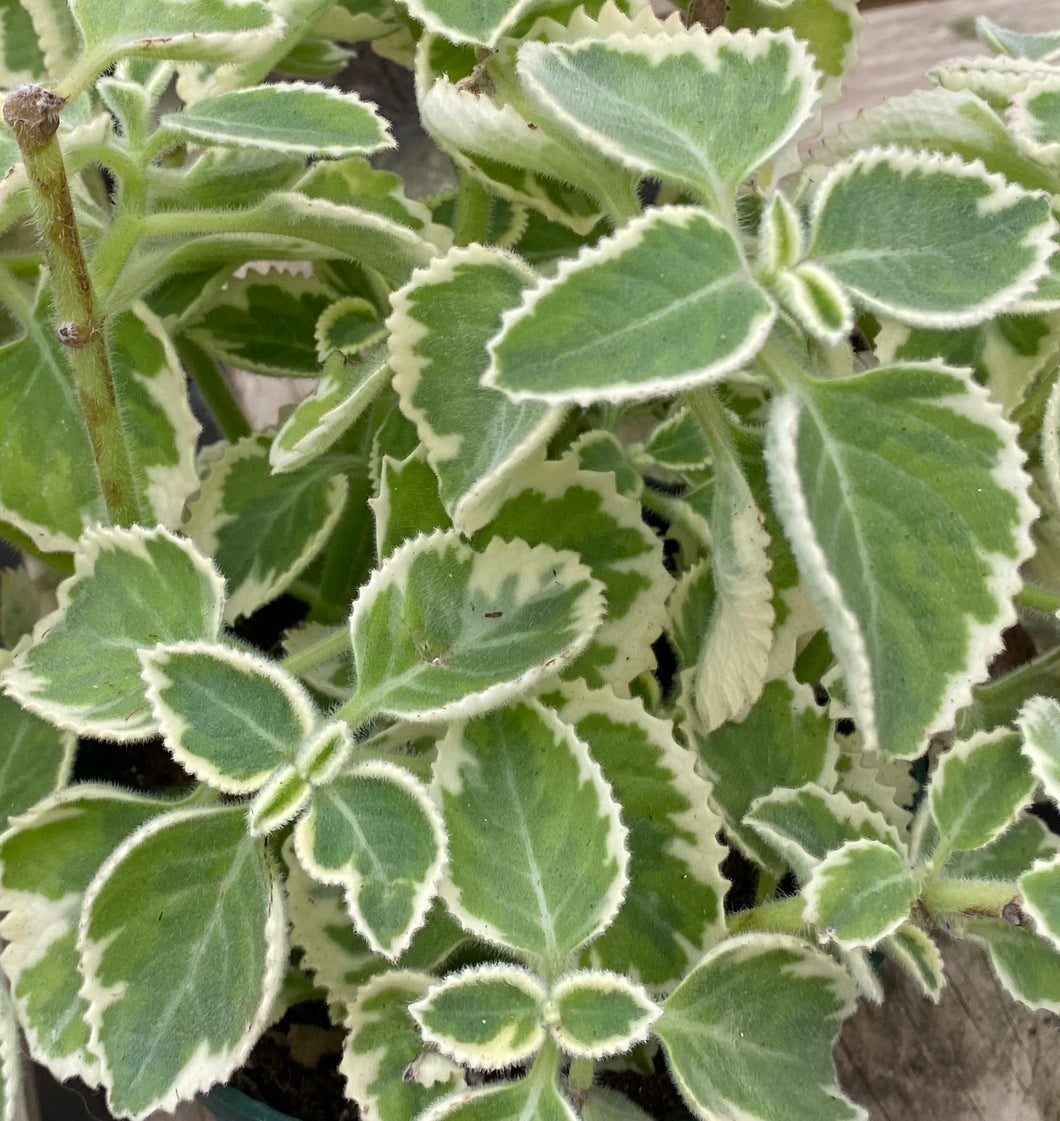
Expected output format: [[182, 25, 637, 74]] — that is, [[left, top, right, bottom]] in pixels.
[[2, 1, 1060, 1119]]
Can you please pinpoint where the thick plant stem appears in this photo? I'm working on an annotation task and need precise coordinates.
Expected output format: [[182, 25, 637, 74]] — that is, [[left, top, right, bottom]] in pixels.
[[3, 84, 141, 526]]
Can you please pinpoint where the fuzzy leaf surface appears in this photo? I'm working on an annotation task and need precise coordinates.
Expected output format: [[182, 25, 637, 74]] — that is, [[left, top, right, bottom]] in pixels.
[[0, 694, 73, 829], [1017, 695, 1060, 803], [517, 30, 818, 207], [486, 207, 774, 405], [417, 1063, 578, 1121], [881, 924, 945, 1001], [767, 362, 1035, 758], [79, 806, 285, 1119], [346, 531, 603, 723], [294, 761, 446, 959], [402, 0, 542, 46], [2, 526, 224, 740], [807, 148, 1055, 326], [657, 934, 864, 1121], [434, 700, 627, 976], [547, 971, 659, 1059], [967, 920, 1060, 1014], [1019, 856, 1060, 953]]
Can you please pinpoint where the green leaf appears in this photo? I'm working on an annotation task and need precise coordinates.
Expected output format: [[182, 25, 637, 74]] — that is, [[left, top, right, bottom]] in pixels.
[[976, 17, 1060, 62], [8, 0, 79, 81], [247, 764, 312, 836], [294, 761, 446, 959], [966, 920, 1060, 1015], [945, 813, 1060, 879], [928, 729, 1036, 864], [0, 786, 167, 1081], [475, 455, 672, 690], [1011, 76, 1060, 167], [880, 923, 945, 1002], [1017, 694, 1060, 804], [344, 531, 604, 724], [581, 1087, 655, 1121], [402, 0, 542, 46], [434, 700, 627, 975], [2, 526, 224, 740], [774, 263, 853, 345], [162, 83, 393, 157], [657, 934, 863, 1121], [807, 148, 1056, 327], [557, 684, 727, 989], [688, 677, 835, 873], [517, 29, 819, 208], [374, 449, 451, 560], [341, 972, 465, 1121], [184, 435, 348, 622], [271, 349, 392, 473], [0, 980, 20, 1121], [546, 971, 659, 1059], [416, 1058, 578, 1121], [745, 783, 903, 884], [139, 641, 315, 792], [640, 408, 711, 472], [411, 965, 547, 1069], [486, 207, 774, 405], [803, 839, 918, 949], [295, 721, 354, 787], [79, 805, 285, 1119], [0, 694, 74, 831], [0, 1, 46, 85], [316, 296, 387, 357], [767, 362, 1036, 758], [1019, 856, 1060, 953], [389, 245, 561, 534]]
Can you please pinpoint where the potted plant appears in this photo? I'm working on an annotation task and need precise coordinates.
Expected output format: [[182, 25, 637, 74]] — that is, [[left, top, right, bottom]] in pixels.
[[1, 0, 1060, 1119]]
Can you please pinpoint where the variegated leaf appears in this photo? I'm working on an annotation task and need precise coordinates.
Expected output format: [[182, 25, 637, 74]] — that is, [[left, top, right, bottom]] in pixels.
[[1019, 856, 1060, 953], [0, 694, 74, 830], [966, 919, 1060, 1015], [1017, 694, 1060, 804], [415, 1058, 578, 1121], [545, 971, 660, 1060], [374, 449, 451, 561], [880, 923, 945, 1002]]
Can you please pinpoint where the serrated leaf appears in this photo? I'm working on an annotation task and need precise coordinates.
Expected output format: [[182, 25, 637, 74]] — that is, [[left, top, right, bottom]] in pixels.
[[411, 965, 547, 1069], [294, 761, 446, 959], [389, 246, 561, 534], [966, 919, 1060, 1015], [402, 0, 541, 46], [641, 408, 711, 472], [158, 147, 305, 211], [79, 806, 285, 1119], [1017, 694, 1060, 805], [0, 786, 167, 1081], [374, 449, 451, 560], [162, 83, 393, 157], [1011, 76, 1060, 168], [1019, 856, 1060, 953], [474, 455, 672, 690], [0, 1, 46, 85], [2, 526, 224, 740], [517, 29, 819, 208], [271, 349, 392, 473], [767, 361, 1036, 758], [928, 728, 1036, 864], [316, 296, 387, 357], [689, 677, 835, 873], [342, 971, 465, 1121], [416, 1060, 578, 1121], [0, 694, 74, 830], [976, 17, 1060, 62], [546, 971, 659, 1060], [486, 206, 775, 405], [774, 263, 853, 345], [746, 783, 903, 884], [434, 700, 627, 976], [247, 764, 312, 836], [807, 148, 1056, 327], [880, 923, 945, 1001], [139, 641, 315, 792], [184, 434, 348, 622], [946, 812, 1060, 879], [344, 531, 604, 724], [804, 839, 917, 949], [657, 934, 864, 1121], [556, 684, 727, 988]]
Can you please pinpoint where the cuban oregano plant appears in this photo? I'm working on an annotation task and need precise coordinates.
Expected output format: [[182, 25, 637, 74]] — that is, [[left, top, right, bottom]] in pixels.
[[2, 1, 1060, 1119]]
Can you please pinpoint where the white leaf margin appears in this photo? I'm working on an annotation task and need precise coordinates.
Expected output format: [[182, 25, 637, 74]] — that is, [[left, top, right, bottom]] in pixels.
[[546, 969, 660, 1060], [401, 0, 540, 47], [410, 963, 548, 1070], [138, 639, 316, 794], [766, 361, 1037, 758], [1019, 854, 1060, 954], [0, 977, 19, 1121], [1019, 695, 1060, 805], [881, 923, 946, 1002], [1010, 74, 1060, 164], [76, 805, 287, 1121]]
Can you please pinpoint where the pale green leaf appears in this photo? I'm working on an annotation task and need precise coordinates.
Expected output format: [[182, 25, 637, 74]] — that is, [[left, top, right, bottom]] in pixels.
[[294, 761, 446, 959], [976, 17, 1060, 62], [640, 408, 711, 472], [0, 980, 19, 1121], [966, 919, 1060, 1015], [0, 1, 47, 85], [416, 1061, 578, 1121], [402, 0, 543, 46], [688, 677, 835, 873], [1018, 695, 1060, 804], [247, 764, 312, 836], [745, 783, 903, 884], [1019, 856, 1060, 953], [162, 83, 393, 157], [657, 934, 864, 1121], [557, 684, 727, 989], [0, 786, 167, 1081], [11, 0, 79, 79], [804, 838, 918, 948], [758, 190, 805, 277], [389, 245, 561, 534], [374, 449, 451, 561], [139, 641, 315, 792], [316, 296, 387, 357], [155, 147, 305, 212], [272, 349, 392, 473], [928, 728, 1036, 864], [767, 362, 1036, 758], [581, 1087, 655, 1121], [880, 923, 945, 1001], [1011, 76, 1060, 167], [807, 148, 1056, 327], [341, 971, 465, 1121], [1, 526, 224, 740], [345, 530, 604, 724], [0, 694, 74, 831], [932, 55, 1058, 114], [411, 965, 547, 1069], [434, 700, 627, 975], [79, 806, 286, 1119], [946, 813, 1060, 879], [774, 263, 853, 345], [295, 721, 354, 787], [546, 971, 660, 1059], [1044, 379, 1060, 514], [517, 29, 819, 208], [486, 207, 775, 405], [184, 434, 348, 622], [281, 622, 354, 702]]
